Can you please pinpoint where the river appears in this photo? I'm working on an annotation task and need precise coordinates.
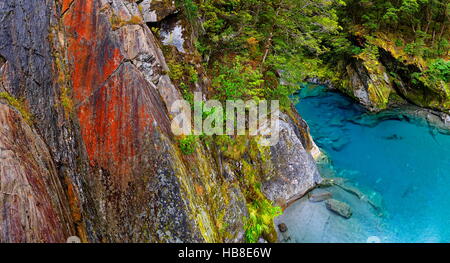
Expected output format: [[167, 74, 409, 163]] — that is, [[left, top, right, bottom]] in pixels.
[[276, 85, 450, 243]]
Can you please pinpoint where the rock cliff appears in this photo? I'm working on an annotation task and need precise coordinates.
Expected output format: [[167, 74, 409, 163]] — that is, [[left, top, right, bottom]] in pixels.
[[0, 0, 320, 242], [336, 31, 449, 113]]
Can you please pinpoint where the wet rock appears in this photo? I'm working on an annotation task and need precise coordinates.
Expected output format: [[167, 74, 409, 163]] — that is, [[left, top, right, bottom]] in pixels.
[[278, 223, 288, 233], [345, 58, 394, 112], [305, 78, 335, 90], [308, 190, 332, 202], [325, 199, 352, 219], [443, 114, 450, 126], [318, 177, 344, 188]]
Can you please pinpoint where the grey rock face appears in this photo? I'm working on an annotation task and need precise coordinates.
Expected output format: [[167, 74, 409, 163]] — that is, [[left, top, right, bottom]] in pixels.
[[345, 59, 393, 111], [115, 23, 183, 110], [0, 0, 74, 164], [325, 199, 352, 219], [262, 114, 322, 207]]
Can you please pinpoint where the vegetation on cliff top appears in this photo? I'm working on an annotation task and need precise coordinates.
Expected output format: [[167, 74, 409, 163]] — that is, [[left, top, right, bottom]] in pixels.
[[337, 0, 449, 102], [180, 0, 345, 104]]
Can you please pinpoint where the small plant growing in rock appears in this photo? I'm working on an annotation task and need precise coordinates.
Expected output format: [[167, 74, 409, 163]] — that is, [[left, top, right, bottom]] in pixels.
[[179, 135, 197, 155], [0, 92, 33, 125], [110, 14, 143, 31], [244, 199, 282, 243]]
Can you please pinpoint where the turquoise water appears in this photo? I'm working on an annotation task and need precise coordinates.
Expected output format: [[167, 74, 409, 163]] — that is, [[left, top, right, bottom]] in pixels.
[[295, 86, 450, 243]]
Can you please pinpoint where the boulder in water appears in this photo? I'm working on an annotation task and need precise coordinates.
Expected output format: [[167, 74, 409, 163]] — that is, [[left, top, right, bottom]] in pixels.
[[278, 223, 288, 233], [325, 199, 352, 219]]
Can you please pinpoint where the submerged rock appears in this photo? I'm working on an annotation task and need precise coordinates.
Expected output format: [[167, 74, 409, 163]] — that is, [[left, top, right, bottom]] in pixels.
[[331, 137, 349, 151], [309, 190, 332, 202], [275, 185, 386, 243], [325, 199, 352, 219], [383, 134, 403, 140]]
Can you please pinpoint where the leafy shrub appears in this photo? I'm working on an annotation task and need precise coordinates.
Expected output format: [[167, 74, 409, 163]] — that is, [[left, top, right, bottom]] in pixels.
[[212, 57, 264, 101], [424, 59, 450, 83], [411, 59, 450, 89], [176, 0, 198, 22], [244, 199, 282, 243], [179, 135, 197, 155]]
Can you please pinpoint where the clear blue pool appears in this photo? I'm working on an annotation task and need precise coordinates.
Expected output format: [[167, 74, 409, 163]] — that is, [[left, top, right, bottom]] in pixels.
[[294, 86, 450, 243]]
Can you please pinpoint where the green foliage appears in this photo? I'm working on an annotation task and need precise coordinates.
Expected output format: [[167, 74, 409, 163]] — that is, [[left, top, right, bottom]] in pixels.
[[382, 7, 399, 25], [212, 57, 264, 101], [168, 61, 185, 82], [239, 159, 282, 243], [404, 34, 431, 57], [360, 43, 380, 61], [176, 0, 199, 22], [395, 39, 404, 47], [267, 84, 297, 111], [419, 59, 450, 86], [425, 59, 450, 82], [341, 0, 449, 60], [436, 39, 450, 57], [244, 199, 282, 243], [179, 135, 197, 155], [194, 0, 344, 106], [167, 59, 199, 103]]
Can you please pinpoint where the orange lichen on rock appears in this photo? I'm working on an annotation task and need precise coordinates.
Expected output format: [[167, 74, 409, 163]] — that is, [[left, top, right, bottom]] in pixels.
[[63, 0, 171, 187], [61, 0, 74, 14]]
